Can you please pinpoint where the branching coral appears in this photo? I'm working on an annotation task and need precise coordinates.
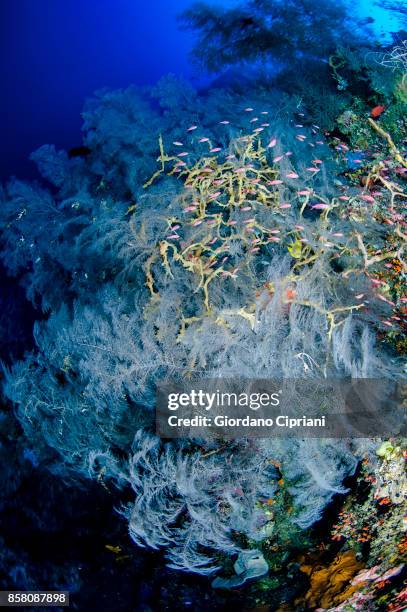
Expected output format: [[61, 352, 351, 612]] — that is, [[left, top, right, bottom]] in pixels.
[[0, 74, 405, 581], [380, 40, 407, 73], [123, 431, 277, 573], [180, 0, 371, 73], [141, 117, 406, 366]]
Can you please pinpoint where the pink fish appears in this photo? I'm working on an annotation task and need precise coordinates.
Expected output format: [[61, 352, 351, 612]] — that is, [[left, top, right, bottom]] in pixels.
[[270, 229, 280, 234], [171, 225, 181, 230], [166, 234, 180, 239], [244, 107, 254, 112], [250, 117, 259, 122], [267, 138, 277, 148], [339, 196, 350, 201], [178, 152, 189, 157], [375, 565, 404, 582], [210, 147, 222, 153], [253, 127, 264, 133], [249, 246, 260, 253], [313, 159, 323, 164], [268, 236, 281, 242], [260, 111, 269, 115], [173, 141, 183, 146], [285, 151, 293, 156], [361, 194, 375, 202], [261, 123, 270, 127], [280, 203, 291, 209], [306, 167, 320, 172], [312, 203, 330, 210], [355, 294, 364, 300], [295, 224, 305, 230], [295, 124, 303, 128], [209, 191, 221, 198], [183, 206, 198, 212], [199, 137, 210, 143], [273, 155, 284, 163], [332, 232, 344, 237], [192, 219, 203, 226], [226, 154, 236, 160], [377, 294, 395, 306], [244, 218, 255, 224], [286, 172, 299, 179], [316, 140, 324, 145], [219, 120, 230, 124], [268, 179, 283, 185], [187, 125, 198, 131], [298, 190, 311, 196], [235, 167, 246, 173], [241, 206, 252, 211]]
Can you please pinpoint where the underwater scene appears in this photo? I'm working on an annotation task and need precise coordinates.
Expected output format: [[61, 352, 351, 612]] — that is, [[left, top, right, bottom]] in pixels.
[[1, 0, 407, 610]]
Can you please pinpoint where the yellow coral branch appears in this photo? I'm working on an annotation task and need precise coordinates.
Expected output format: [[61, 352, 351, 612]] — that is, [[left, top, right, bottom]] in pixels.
[[368, 118, 407, 169]]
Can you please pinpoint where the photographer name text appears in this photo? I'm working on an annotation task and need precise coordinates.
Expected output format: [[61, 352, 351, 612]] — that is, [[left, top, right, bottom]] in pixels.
[[168, 415, 326, 428]]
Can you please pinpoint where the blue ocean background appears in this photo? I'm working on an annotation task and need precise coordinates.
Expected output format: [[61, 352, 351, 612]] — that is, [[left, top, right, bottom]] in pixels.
[[0, 0, 402, 181]]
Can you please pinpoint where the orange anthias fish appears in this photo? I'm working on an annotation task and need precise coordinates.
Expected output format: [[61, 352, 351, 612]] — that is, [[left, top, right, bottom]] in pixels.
[[370, 105, 385, 118]]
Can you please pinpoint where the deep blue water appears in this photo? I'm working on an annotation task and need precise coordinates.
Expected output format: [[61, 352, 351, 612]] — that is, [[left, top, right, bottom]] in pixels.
[[1, 0, 402, 182], [0, 0, 200, 181]]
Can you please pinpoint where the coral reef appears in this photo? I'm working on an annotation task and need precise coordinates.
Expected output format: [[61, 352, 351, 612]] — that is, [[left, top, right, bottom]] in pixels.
[[2, 82, 404, 578], [0, 3, 406, 606], [299, 550, 364, 610]]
